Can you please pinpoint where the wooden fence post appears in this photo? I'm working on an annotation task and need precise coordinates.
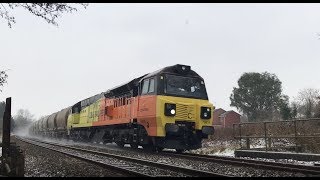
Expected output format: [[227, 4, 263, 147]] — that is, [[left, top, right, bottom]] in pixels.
[[294, 120, 298, 152], [1, 97, 11, 175], [1, 97, 24, 177], [239, 124, 242, 148], [264, 122, 268, 151], [246, 137, 250, 149]]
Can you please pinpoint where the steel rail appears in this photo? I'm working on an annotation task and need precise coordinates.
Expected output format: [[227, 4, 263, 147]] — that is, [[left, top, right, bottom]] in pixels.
[[160, 151, 320, 176], [16, 136, 231, 177], [15, 136, 151, 177]]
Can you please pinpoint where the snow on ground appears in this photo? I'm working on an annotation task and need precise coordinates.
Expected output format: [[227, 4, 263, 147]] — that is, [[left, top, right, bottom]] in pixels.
[[209, 148, 235, 157], [248, 139, 266, 149], [241, 156, 320, 166], [187, 140, 239, 157], [192, 139, 320, 166]]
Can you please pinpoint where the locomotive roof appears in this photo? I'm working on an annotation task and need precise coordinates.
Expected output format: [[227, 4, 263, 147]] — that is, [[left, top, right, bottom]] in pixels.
[[103, 64, 203, 98], [103, 73, 146, 98], [142, 64, 203, 80]]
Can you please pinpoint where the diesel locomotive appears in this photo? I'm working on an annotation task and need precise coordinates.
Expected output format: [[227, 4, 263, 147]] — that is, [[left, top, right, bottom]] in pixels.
[[30, 64, 215, 152]]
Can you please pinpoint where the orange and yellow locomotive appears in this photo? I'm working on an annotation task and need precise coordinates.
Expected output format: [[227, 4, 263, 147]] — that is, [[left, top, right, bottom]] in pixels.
[[31, 64, 215, 152]]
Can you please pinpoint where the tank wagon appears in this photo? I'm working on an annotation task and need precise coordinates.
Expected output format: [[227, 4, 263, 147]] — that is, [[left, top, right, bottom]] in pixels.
[[30, 64, 215, 152]]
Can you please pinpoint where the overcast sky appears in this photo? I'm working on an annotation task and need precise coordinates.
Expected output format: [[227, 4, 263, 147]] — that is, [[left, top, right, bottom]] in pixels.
[[1, 3, 320, 119]]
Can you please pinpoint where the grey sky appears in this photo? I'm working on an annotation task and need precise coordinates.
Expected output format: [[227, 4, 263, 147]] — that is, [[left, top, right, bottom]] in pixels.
[[1, 3, 320, 119]]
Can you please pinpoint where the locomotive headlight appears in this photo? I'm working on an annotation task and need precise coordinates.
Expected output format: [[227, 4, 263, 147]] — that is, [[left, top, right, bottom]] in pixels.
[[201, 107, 211, 119], [165, 103, 176, 116]]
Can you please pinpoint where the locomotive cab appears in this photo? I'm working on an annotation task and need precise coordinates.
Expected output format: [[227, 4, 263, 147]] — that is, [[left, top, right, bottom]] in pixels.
[[138, 64, 215, 151]]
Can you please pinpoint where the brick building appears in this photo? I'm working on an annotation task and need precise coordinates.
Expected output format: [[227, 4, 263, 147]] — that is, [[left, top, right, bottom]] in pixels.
[[213, 108, 241, 128], [212, 108, 226, 126]]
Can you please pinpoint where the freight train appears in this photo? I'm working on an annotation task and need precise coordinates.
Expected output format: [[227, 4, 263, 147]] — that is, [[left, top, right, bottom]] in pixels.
[[29, 64, 215, 152]]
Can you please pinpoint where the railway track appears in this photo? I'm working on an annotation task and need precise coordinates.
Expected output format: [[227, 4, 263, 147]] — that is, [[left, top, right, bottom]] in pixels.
[[15, 136, 230, 177], [15, 136, 149, 177], [159, 151, 320, 176]]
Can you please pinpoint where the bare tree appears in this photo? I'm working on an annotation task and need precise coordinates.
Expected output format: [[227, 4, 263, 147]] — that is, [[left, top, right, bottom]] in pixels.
[[291, 102, 298, 119], [0, 3, 88, 28], [0, 101, 5, 129], [294, 88, 320, 118], [0, 70, 8, 92], [13, 109, 35, 132], [314, 96, 320, 118]]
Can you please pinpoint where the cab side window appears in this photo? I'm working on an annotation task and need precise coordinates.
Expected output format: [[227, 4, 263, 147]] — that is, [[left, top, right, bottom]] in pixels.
[[142, 79, 149, 94], [149, 78, 155, 93], [141, 78, 155, 95]]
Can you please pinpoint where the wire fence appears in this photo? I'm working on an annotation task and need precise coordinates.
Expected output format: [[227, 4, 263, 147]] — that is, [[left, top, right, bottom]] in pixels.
[[233, 118, 320, 153]]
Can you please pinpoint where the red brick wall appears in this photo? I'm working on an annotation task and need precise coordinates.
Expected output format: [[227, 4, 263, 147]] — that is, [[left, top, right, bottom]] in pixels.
[[224, 111, 241, 128], [213, 109, 226, 126]]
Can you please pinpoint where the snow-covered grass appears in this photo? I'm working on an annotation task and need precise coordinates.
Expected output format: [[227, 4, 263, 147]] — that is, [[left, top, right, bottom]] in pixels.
[[188, 139, 240, 157], [187, 139, 320, 168], [241, 156, 320, 166], [189, 138, 295, 157]]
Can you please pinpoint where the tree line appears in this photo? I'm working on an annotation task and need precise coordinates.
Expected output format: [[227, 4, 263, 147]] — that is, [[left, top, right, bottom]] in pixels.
[[0, 101, 34, 132], [230, 72, 320, 122]]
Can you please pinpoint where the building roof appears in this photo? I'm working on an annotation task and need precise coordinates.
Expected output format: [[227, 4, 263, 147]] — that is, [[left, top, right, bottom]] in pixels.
[[213, 108, 226, 113], [219, 110, 241, 117]]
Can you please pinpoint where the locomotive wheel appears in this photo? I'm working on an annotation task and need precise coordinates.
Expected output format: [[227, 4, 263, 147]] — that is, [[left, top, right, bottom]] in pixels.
[[142, 145, 153, 151], [130, 144, 139, 149], [116, 142, 124, 148], [155, 147, 164, 152], [142, 145, 163, 152], [176, 149, 185, 153]]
